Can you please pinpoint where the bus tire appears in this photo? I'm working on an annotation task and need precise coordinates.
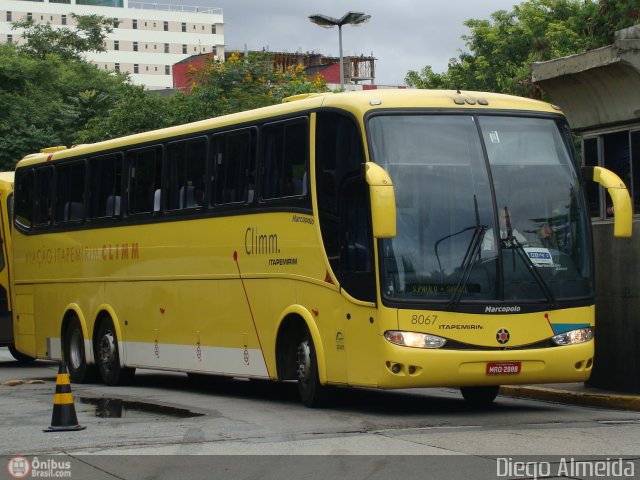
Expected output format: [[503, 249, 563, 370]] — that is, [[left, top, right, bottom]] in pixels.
[[96, 319, 134, 386], [64, 319, 98, 383], [8, 344, 35, 364], [460, 385, 499, 405], [296, 329, 330, 407]]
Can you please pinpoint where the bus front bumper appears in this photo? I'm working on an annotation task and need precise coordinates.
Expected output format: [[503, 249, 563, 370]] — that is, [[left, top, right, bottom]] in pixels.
[[375, 340, 593, 389]]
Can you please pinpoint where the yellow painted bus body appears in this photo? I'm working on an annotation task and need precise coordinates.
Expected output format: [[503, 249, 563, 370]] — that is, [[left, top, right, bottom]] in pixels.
[[11, 90, 619, 392], [0, 172, 14, 347]]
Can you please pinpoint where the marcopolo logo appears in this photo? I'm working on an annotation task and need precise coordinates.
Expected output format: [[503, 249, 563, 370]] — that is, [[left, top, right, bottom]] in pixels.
[[7, 456, 72, 479], [485, 305, 521, 313]]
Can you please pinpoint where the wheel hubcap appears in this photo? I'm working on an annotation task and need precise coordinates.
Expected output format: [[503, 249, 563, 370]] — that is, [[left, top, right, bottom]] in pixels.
[[69, 328, 83, 370], [99, 330, 116, 374], [297, 340, 311, 385]]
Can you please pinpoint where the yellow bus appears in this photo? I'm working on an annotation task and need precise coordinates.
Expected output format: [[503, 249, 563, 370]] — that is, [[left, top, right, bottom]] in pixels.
[[11, 89, 631, 406], [0, 172, 33, 363]]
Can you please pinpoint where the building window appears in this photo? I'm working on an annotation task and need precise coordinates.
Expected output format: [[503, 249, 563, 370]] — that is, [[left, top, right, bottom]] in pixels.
[[211, 24, 216, 34], [164, 43, 169, 53], [132, 19, 137, 29], [114, 40, 119, 51], [212, 47, 217, 55], [165, 65, 170, 75], [153, 44, 157, 50], [182, 44, 187, 54], [583, 130, 640, 218], [27, 13, 32, 21], [133, 42, 138, 52], [6, 12, 11, 22], [144, 22, 147, 27], [115, 63, 120, 73], [7, 35, 12, 44], [61, 14, 67, 25], [181, 22, 186, 32], [154, 66, 158, 72], [134, 64, 139, 74], [164, 21, 168, 31]]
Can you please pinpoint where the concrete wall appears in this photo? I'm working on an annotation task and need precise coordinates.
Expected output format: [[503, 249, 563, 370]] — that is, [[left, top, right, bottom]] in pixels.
[[590, 220, 640, 392], [533, 25, 640, 392]]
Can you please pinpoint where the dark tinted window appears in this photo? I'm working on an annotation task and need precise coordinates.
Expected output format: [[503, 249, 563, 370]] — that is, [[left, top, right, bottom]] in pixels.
[[55, 161, 86, 223], [261, 118, 308, 200], [212, 129, 256, 205], [166, 138, 207, 210], [89, 154, 122, 219], [315, 112, 365, 274], [15, 170, 34, 228], [128, 147, 163, 214], [34, 166, 53, 226]]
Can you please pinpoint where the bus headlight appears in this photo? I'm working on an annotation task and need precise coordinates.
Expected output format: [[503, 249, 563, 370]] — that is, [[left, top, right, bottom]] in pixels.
[[384, 331, 447, 349], [551, 327, 594, 346]]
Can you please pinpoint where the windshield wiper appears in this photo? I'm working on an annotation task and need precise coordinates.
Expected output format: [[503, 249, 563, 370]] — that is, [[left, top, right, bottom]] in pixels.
[[502, 206, 556, 305], [502, 235, 556, 305], [434, 196, 487, 307]]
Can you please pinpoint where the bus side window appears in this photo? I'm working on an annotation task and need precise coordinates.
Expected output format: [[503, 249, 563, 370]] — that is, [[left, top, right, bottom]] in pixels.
[[165, 138, 206, 211], [260, 117, 308, 200], [213, 129, 255, 205], [55, 161, 86, 223], [128, 146, 162, 214], [15, 170, 34, 228], [89, 154, 122, 219], [316, 111, 366, 282], [34, 166, 53, 226]]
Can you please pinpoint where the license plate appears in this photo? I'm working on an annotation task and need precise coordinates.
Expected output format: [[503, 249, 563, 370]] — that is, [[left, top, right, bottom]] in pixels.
[[486, 361, 521, 375]]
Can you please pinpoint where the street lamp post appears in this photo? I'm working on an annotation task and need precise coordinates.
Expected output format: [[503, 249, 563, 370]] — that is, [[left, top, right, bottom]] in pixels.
[[308, 11, 371, 91]]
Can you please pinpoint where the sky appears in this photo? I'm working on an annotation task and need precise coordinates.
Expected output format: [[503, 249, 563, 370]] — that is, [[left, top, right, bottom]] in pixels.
[[176, 0, 522, 85]]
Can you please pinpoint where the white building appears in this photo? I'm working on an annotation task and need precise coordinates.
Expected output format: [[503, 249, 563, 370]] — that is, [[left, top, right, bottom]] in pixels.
[[0, 0, 224, 90]]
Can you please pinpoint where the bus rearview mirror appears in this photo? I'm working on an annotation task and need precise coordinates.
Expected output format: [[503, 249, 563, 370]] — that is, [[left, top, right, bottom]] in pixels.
[[582, 166, 632, 237], [364, 163, 396, 238]]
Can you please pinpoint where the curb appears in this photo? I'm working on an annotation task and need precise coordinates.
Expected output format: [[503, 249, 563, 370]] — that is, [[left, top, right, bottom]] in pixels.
[[499, 385, 640, 411]]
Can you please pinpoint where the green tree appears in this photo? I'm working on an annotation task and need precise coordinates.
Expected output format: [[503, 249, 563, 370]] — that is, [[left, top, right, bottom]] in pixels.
[[405, 0, 640, 98], [182, 52, 328, 118], [75, 52, 329, 143], [12, 14, 118, 61], [0, 42, 124, 169], [76, 83, 177, 143]]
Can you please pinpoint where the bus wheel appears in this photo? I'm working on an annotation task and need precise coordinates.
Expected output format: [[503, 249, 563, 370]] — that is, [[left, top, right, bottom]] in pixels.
[[64, 320, 97, 383], [296, 330, 330, 407], [460, 386, 499, 405], [8, 344, 35, 364], [96, 320, 134, 386]]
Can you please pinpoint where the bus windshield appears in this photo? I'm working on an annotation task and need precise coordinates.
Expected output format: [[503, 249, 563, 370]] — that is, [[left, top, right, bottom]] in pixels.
[[369, 114, 592, 307]]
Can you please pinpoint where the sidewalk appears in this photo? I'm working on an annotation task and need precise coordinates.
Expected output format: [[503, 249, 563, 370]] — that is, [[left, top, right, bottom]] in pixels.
[[500, 383, 640, 411]]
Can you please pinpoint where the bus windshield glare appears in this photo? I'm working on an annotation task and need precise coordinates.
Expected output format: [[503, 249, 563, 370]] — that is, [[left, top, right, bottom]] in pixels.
[[369, 114, 592, 306]]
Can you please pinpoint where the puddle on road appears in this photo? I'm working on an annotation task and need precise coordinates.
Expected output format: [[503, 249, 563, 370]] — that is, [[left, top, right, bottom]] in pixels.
[[79, 397, 205, 419]]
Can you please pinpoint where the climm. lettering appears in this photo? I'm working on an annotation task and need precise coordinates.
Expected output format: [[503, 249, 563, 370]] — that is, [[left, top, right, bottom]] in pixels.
[[245, 227, 279, 255], [100, 243, 139, 260]]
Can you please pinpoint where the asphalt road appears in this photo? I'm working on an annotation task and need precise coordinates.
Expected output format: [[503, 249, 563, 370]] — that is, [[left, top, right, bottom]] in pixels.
[[1, 347, 639, 479]]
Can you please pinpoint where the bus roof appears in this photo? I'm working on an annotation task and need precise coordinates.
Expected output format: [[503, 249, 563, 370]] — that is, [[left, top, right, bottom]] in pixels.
[[16, 89, 562, 168]]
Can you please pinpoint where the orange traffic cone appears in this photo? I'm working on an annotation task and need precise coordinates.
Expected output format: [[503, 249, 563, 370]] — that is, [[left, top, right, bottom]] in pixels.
[[43, 360, 86, 432]]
